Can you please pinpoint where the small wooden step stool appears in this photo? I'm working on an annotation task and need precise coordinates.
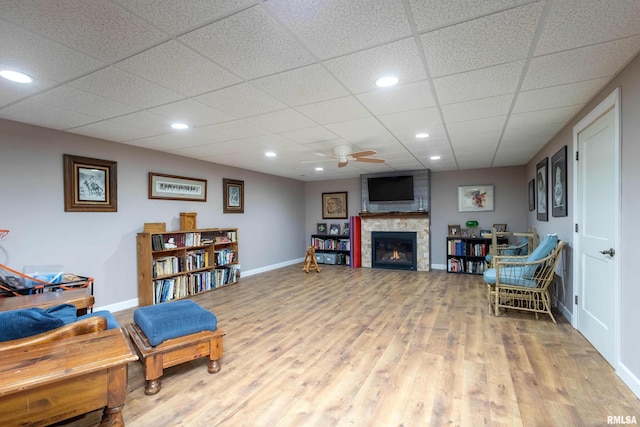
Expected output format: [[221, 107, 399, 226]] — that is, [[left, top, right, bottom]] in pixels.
[[302, 246, 321, 273]]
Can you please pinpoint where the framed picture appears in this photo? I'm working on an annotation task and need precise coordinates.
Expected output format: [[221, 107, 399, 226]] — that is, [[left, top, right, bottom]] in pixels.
[[329, 224, 341, 235], [461, 228, 469, 237], [448, 224, 461, 237], [536, 158, 548, 221], [223, 178, 244, 214], [493, 224, 507, 232], [551, 146, 568, 217], [63, 154, 117, 212], [317, 223, 327, 234], [458, 185, 494, 212], [322, 192, 348, 219], [480, 229, 492, 238], [149, 172, 207, 202], [342, 222, 350, 236], [528, 178, 536, 211]]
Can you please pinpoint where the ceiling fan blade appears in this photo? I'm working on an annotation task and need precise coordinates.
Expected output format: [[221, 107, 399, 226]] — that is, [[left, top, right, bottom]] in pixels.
[[338, 159, 348, 168], [355, 157, 385, 163], [350, 150, 377, 158]]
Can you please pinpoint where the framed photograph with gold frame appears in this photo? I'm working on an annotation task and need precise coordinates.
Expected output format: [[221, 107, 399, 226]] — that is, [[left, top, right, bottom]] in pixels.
[[63, 154, 117, 212], [223, 178, 244, 214]]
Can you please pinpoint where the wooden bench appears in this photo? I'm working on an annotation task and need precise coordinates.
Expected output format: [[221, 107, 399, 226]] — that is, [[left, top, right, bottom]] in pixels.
[[0, 288, 94, 315], [0, 327, 138, 426]]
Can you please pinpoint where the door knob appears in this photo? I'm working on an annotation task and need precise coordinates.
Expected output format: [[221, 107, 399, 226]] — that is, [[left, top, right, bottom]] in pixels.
[[599, 248, 615, 257]]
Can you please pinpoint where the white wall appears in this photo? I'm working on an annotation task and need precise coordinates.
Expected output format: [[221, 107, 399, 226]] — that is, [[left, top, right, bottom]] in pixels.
[[0, 119, 305, 310]]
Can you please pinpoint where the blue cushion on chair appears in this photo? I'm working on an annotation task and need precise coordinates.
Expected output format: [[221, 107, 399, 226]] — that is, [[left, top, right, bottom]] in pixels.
[[483, 266, 537, 287], [134, 299, 218, 346], [0, 303, 77, 342], [523, 234, 558, 276], [78, 310, 119, 329]]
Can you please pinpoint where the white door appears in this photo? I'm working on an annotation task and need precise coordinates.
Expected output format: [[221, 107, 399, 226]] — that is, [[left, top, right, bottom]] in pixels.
[[574, 90, 620, 367]]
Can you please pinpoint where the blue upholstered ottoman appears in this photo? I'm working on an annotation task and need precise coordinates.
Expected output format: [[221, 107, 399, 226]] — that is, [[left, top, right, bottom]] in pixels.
[[125, 300, 225, 395]]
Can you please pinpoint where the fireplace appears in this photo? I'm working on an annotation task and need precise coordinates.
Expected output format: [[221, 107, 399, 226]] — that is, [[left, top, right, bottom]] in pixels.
[[371, 231, 417, 271]]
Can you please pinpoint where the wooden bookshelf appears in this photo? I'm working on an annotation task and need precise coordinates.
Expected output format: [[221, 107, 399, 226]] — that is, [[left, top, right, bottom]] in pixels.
[[446, 236, 506, 275], [137, 228, 239, 306], [310, 234, 351, 266]]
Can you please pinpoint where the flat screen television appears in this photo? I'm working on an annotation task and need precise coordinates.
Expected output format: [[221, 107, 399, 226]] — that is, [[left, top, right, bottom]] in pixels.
[[367, 175, 414, 202]]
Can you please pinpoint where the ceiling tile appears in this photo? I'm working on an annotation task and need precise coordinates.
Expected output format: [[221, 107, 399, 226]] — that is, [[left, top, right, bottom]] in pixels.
[[195, 83, 286, 118], [377, 108, 443, 142], [0, 69, 58, 108], [147, 99, 235, 127], [205, 119, 270, 140], [0, 0, 166, 62], [0, 20, 105, 83], [434, 60, 524, 104], [279, 126, 339, 145], [420, 2, 543, 77], [179, 6, 314, 79], [116, 40, 241, 96], [523, 36, 640, 90], [357, 81, 436, 115], [67, 66, 183, 109], [441, 94, 513, 123], [409, 0, 529, 32], [535, 0, 640, 55], [246, 109, 317, 133], [449, 129, 502, 150], [323, 38, 427, 94], [506, 105, 583, 129], [105, 110, 174, 137], [295, 96, 371, 125], [114, 0, 256, 35], [514, 78, 609, 113], [325, 117, 398, 147], [263, 0, 411, 59], [0, 98, 98, 130], [32, 85, 136, 119], [68, 120, 158, 142], [448, 116, 507, 140], [252, 64, 349, 106]]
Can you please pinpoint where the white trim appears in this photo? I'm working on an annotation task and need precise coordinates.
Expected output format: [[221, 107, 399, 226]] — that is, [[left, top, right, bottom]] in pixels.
[[572, 87, 622, 364], [431, 263, 447, 271], [240, 258, 304, 277], [95, 298, 138, 313], [617, 363, 640, 399]]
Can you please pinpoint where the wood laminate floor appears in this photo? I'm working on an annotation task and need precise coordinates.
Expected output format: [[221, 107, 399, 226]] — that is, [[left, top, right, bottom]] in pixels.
[[63, 265, 640, 426]]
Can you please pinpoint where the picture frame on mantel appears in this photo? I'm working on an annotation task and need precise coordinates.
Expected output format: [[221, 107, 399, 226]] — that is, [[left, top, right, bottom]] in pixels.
[[64, 154, 117, 212]]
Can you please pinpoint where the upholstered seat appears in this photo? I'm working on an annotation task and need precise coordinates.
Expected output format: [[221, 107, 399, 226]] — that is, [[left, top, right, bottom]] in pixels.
[[484, 234, 564, 323]]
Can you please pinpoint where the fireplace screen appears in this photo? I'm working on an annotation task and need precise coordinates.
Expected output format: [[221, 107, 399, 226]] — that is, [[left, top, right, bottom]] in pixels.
[[371, 231, 417, 271]]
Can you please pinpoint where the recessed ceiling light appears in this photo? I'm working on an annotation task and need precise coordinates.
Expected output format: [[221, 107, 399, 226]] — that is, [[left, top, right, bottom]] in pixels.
[[315, 167, 324, 171], [430, 155, 441, 160], [415, 133, 429, 139], [265, 151, 276, 157], [171, 122, 189, 130], [375, 76, 399, 88], [0, 70, 33, 83]]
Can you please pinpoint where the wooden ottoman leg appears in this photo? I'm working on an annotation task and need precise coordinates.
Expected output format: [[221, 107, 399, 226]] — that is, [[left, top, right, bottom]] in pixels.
[[143, 353, 164, 395], [208, 334, 224, 374]]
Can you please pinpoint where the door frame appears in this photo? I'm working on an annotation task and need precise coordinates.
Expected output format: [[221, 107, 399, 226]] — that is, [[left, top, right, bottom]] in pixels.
[[571, 87, 621, 365]]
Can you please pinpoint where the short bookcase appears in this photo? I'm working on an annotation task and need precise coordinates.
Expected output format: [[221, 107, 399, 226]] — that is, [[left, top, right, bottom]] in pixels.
[[446, 236, 506, 275], [137, 228, 239, 306]]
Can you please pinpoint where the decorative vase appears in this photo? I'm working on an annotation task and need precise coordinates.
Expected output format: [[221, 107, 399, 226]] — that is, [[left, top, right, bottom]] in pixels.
[[418, 197, 424, 211], [362, 200, 368, 212]]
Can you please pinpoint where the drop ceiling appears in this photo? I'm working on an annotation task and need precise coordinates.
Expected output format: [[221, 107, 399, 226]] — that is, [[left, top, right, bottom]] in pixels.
[[1, 0, 639, 181]]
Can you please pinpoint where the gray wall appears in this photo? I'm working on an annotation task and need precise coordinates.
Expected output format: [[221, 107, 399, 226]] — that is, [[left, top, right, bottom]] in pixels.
[[0, 119, 305, 310], [430, 166, 528, 267], [304, 178, 361, 239], [526, 51, 640, 389]]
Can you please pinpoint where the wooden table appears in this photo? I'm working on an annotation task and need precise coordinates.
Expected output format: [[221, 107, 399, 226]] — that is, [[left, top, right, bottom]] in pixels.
[[0, 328, 138, 426], [0, 288, 94, 314]]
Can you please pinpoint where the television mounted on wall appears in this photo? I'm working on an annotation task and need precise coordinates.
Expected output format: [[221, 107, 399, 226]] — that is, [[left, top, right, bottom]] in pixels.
[[367, 175, 414, 202]]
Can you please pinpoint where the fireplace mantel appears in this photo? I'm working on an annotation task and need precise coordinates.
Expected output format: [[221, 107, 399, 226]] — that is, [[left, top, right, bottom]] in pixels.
[[359, 211, 429, 219]]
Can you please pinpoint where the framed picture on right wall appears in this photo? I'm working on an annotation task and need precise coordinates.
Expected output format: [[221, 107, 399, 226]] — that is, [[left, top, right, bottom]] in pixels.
[[551, 145, 568, 217], [536, 157, 548, 221]]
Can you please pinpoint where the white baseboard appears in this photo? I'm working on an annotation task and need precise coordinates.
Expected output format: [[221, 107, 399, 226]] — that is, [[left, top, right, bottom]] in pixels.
[[431, 263, 447, 271], [95, 298, 138, 313], [557, 300, 574, 324], [242, 258, 304, 277], [617, 362, 640, 400]]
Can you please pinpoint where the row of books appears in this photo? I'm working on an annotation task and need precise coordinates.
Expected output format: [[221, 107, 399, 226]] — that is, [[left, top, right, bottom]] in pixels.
[[152, 231, 238, 251], [152, 265, 241, 304], [447, 258, 487, 273], [311, 237, 350, 251], [153, 256, 182, 277], [447, 240, 489, 257], [185, 250, 209, 270], [214, 249, 236, 266]]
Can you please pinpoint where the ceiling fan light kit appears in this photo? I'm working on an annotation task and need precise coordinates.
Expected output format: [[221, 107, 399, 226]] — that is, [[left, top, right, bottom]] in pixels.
[[301, 145, 386, 168]]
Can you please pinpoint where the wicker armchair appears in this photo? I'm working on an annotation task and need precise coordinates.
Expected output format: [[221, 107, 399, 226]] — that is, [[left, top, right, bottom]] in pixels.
[[484, 235, 563, 323], [485, 227, 538, 268]]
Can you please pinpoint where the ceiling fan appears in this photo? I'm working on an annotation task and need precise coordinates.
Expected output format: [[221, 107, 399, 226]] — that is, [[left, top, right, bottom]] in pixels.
[[303, 145, 386, 168]]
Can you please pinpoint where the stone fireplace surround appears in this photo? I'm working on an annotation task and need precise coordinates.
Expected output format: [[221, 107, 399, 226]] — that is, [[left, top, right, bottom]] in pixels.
[[360, 212, 430, 271]]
